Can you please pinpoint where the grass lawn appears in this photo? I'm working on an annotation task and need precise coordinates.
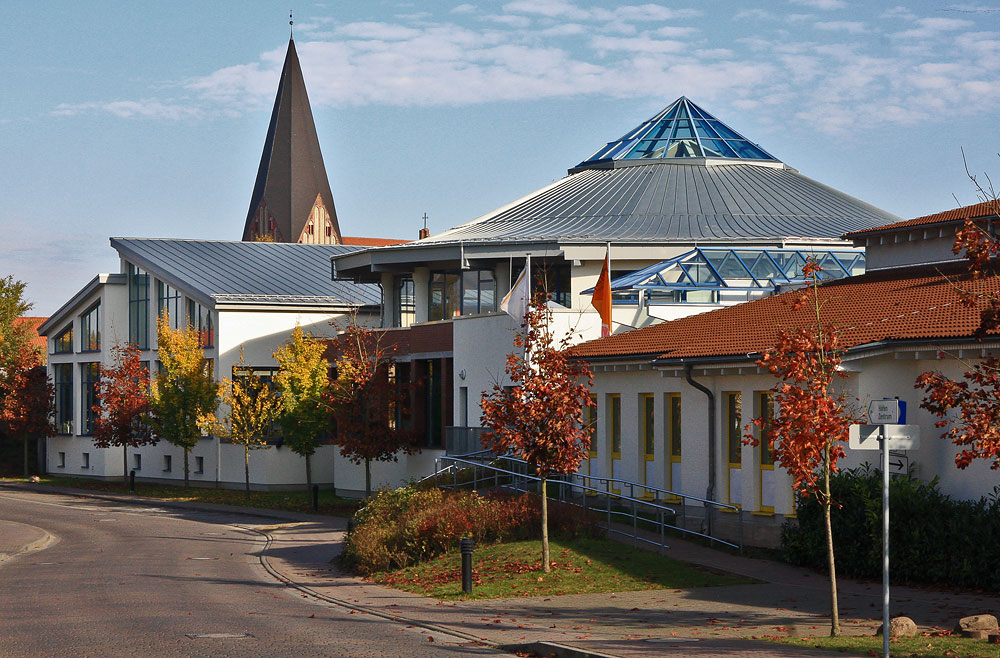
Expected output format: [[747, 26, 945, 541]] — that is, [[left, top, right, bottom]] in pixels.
[[773, 633, 1000, 658], [2, 476, 361, 516], [372, 537, 753, 600]]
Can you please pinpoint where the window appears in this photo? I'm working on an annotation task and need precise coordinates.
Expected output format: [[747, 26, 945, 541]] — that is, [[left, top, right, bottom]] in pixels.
[[428, 270, 496, 321], [533, 260, 571, 308], [81, 362, 100, 435], [54, 325, 73, 353], [585, 395, 598, 457], [133, 454, 142, 471], [607, 394, 621, 458], [128, 264, 150, 348], [397, 276, 415, 327], [54, 363, 73, 434], [459, 387, 468, 426], [640, 393, 655, 461], [188, 300, 214, 347], [57, 452, 66, 468], [668, 393, 682, 460], [163, 455, 172, 472], [756, 391, 774, 465], [80, 304, 100, 351], [611, 271, 640, 305], [82, 452, 90, 469], [726, 392, 742, 465], [157, 281, 182, 329], [194, 456, 204, 474]]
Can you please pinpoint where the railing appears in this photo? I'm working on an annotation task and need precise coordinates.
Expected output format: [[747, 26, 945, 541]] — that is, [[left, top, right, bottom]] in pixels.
[[425, 453, 742, 553]]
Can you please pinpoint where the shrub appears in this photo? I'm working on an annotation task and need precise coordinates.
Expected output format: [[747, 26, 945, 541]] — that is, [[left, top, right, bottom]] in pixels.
[[782, 464, 1000, 590], [343, 486, 603, 575]]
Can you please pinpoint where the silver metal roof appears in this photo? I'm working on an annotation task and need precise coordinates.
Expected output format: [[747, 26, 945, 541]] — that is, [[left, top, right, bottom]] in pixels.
[[420, 161, 899, 245], [112, 238, 380, 309]]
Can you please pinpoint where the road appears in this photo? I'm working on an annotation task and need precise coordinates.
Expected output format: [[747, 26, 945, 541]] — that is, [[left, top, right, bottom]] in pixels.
[[0, 489, 506, 658]]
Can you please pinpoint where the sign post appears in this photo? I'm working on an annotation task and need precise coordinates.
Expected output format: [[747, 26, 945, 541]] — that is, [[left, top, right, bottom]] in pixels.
[[849, 412, 920, 658]]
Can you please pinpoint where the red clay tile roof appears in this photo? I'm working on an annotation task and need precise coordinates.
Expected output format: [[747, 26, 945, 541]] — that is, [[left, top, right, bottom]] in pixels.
[[13, 316, 48, 354], [845, 200, 1000, 237], [341, 236, 410, 247], [570, 264, 1000, 361]]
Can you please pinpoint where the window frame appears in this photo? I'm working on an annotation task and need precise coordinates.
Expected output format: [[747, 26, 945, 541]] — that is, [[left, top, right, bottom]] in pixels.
[[54, 324, 73, 354], [79, 303, 100, 352]]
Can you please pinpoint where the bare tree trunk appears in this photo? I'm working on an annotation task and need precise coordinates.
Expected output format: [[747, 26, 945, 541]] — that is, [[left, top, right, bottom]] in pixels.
[[824, 445, 840, 636], [365, 458, 372, 499], [244, 447, 251, 501], [541, 476, 550, 573], [183, 449, 190, 488], [123, 444, 128, 488], [305, 453, 313, 489]]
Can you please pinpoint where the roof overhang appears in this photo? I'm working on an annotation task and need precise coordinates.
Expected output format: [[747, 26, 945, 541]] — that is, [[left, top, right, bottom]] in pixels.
[[38, 273, 126, 336], [111, 238, 217, 309]]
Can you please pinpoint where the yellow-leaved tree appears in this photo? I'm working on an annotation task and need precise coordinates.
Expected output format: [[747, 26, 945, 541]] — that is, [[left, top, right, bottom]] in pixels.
[[273, 325, 330, 489], [200, 349, 281, 499], [148, 312, 218, 487]]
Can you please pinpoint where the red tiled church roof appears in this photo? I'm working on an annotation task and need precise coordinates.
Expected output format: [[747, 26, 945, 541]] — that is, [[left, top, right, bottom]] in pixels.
[[341, 236, 410, 247], [570, 264, 1000, 361], [846, 200, 999, 237]]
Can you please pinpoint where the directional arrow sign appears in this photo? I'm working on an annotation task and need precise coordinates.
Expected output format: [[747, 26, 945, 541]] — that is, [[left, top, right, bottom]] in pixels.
[[885, 452, 908, 476], [849, 424, 920, 451], [868, 399, 899, 424]]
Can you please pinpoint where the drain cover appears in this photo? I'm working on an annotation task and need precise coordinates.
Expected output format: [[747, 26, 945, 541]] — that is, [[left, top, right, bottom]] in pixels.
[[185, 633, 253, 639]]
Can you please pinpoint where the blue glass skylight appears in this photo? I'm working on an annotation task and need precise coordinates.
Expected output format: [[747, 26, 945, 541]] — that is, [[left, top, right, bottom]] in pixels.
[[577, 97, 778, 167], [582, 248, 865, 300]]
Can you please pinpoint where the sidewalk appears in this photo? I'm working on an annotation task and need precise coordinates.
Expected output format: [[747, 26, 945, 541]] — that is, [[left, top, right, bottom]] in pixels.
[[4, 482, 997, 658], [0, 518, 54, 565]]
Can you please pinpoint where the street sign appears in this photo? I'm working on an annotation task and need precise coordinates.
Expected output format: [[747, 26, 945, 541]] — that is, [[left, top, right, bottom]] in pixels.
[[885, 451, 908, 476], [868, 399, 899, 424], [849, 424, 920, 451]]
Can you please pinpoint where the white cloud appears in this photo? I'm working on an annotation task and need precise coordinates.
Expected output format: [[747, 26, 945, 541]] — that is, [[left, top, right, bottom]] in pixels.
[[336, 21, 423, 40], [892, 17, 975, 39], [814, 21, 867, 34], [52, 99, 203, 120], [789, 0, 847, 10], [734, 9, 776, 20], [483, 14, 533, 27], [652, 25, 699, 38], [591, 35, 686, 54], [451, 4, 477, 14]]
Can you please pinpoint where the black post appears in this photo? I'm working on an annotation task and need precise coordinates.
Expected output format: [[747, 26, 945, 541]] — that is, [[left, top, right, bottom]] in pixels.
[[460, 537, 474, 594], [346, 518, 355, 536], [129, 470, 136, 495], [312, 484, 319, 512]]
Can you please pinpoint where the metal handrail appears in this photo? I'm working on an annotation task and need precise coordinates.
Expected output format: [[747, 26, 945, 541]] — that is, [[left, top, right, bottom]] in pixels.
[[428, 454, 742, 552]]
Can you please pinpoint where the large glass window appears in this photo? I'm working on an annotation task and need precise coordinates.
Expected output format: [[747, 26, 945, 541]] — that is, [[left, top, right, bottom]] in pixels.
[[607, 394, 621, 458], [640, 393, 655, 461], [585, 395, 597, 458], [54, 363, 73, 434], [726, 392, 742, 465], [128, 264, 150, 349], [668, 393, 682, 460], [397, 276, 415, 327], [188, 300, 214, 348], [80, 304, 100, 352], [428, 270, 496, 321], [81, 362, 100, 435], [157, 281, 182, 329], [54, 325, 73, 354]]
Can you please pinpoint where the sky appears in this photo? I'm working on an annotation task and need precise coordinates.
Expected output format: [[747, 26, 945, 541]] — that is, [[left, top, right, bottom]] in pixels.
[[2, 1, 999, 315]]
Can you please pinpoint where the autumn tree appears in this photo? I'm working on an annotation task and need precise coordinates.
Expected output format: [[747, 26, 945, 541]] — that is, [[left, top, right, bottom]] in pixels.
[[0, 275, 34, 369], [148, 313, 218, 487], [200, 349, 281, 499], [480, 291, 595, 573], [273, 326, 329, 489], [91, 343, 154, 487], [0, 342, 54, 477], [326, 318, 417, 498], [747, 261, 858, 636], [916, 179, 1000, 470]]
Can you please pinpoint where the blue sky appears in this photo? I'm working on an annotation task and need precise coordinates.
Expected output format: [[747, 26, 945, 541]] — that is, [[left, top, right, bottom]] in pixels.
[[3, 0, 999, 313]]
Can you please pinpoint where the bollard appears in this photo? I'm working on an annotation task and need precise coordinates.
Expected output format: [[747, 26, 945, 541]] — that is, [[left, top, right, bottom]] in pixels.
[[129, 470, 136, 495], [312, 484, 319, 512], [460, 537, 475, 594]]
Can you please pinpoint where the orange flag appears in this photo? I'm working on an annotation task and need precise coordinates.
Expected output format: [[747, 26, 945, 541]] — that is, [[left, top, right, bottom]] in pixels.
[[592, 247, 612, 337]]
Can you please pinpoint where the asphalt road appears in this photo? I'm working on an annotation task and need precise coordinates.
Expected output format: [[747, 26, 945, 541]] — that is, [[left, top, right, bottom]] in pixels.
[[0, 490, 507, 658]]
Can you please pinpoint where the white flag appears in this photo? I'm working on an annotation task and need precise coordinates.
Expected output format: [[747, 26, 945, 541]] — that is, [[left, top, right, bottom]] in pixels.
[[500, 255, 531, 321]]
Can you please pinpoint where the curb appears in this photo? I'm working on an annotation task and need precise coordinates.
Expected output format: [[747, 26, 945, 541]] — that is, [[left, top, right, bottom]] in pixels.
[[503, 642, 622, 658], [0, 521, 57, 566]]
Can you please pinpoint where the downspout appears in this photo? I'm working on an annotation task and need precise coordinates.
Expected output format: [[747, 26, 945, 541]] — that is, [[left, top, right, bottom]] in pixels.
[[685, 363, 715, 538]]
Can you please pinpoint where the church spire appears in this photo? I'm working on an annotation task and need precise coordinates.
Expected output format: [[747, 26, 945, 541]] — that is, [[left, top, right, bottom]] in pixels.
[[242, 37, 342, 244]]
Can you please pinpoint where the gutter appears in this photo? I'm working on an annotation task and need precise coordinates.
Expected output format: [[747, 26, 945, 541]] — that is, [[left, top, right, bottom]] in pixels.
[[684, 363, 715, 538]]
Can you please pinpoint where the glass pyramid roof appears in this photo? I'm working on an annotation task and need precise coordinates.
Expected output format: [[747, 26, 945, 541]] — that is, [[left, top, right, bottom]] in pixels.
[[577, 97, 778, 167]]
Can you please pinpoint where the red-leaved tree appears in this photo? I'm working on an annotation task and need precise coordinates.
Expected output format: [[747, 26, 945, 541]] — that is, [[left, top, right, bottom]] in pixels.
[[327, 319, 418, 498], [747, 261, 858, 636], [0, 342, 55, 477], [915, 190, 1000, 470], [480, 291, 595, 573], [92, 343, 154, 486]]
